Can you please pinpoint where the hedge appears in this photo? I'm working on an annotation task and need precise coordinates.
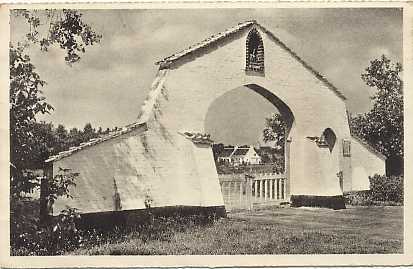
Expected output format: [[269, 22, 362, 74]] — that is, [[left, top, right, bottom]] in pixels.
[[345, 174, 403, 206]]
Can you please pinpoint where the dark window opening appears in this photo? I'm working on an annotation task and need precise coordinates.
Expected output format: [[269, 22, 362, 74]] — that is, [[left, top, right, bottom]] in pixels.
[[343, 139, 351, 157], [318, 128, 337, 153], [246, 29, 264, 72]]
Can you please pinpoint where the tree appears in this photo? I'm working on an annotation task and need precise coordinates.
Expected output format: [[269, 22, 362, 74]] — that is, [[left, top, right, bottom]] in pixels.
[[82, 122, 98, 142], [10, 9, 102, 197], [350, 55, 403, 175], [212, 143, 225, 161], [55, 124, 68, 139], [31, 122, 55, 166], [10, 46, 53, 196], [263, 113, 287, 151], [12, 9, 102, 65], [68, 127, 82, 146]]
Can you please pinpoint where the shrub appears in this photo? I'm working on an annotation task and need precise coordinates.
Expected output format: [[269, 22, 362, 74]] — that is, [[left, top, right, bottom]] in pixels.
[[369, 174, 403, 204], [345, 174, 403, 206], [11, 200, 83, 255], [345, 191, 373, 206]]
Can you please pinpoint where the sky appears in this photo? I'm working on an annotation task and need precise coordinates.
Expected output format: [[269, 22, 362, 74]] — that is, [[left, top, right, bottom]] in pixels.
[[10, 8, 402, 145]]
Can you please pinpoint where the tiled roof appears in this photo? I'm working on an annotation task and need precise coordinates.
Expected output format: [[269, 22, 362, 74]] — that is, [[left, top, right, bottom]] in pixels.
[[137, 69, 169, 124], [44, 122, 147, 163], [180, 132, 214, 145], [256, 24, 347, 101], [155, 20, 346, 101], [45, 69, 169, 164], [220, 148, 235, 158], [232, 148, 250, 156], [155, 20, 255, 67]]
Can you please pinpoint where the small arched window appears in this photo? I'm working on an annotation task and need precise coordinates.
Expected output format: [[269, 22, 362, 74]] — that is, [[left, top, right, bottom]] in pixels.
[[320, 128, 337, 153], [246, 28, 264, 72]]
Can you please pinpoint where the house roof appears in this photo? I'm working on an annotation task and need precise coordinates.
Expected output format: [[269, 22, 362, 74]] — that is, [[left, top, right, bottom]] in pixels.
[[155, 20, 346, 101], [232, 148, 250, 156], [45, 122, 148, 163], [155, 20, 255, 67], [220, 148, 235, 158], [44, 69, 169, 164]]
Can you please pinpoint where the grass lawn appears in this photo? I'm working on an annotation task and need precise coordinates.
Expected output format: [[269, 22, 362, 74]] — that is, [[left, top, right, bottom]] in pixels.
[[70, 206, 403, 255]]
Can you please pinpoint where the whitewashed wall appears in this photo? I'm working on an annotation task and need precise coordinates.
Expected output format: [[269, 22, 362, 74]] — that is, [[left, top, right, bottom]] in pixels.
[[351, 137, 386, 191], [157, 25, 351, 197], [51, 123, 224, 215]]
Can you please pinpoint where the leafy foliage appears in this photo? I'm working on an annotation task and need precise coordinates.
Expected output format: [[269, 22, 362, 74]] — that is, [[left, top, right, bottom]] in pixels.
[[350, 55, 403, 174], [12, 9, 102, 65], [47, 167, 79, 204], [369, 174, 403, 203], [345, 175, 403, 206], [263, 113, 287, 151], [211, 143, 225, 161], [49, 207, 83, 254], [11, 168, 81, 255], [11, 198, 83, 255], [10, 46, 53, 197], [10, 9, 102, 196], [10, 9, 102, 255]]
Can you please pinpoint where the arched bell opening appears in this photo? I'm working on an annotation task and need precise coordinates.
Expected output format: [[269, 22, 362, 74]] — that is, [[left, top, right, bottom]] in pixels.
[[245, 28, 264, 73]]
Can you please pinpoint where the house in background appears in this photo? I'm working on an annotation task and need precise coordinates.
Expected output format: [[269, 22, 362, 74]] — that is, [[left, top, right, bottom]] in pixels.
[[217, 145, 262, 165], [217, 146, 236, 164], [231, 146, 262, 165]]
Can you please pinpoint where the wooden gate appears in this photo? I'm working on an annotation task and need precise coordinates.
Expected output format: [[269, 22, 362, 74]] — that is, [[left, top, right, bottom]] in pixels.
[[219, 172, 288, 212]]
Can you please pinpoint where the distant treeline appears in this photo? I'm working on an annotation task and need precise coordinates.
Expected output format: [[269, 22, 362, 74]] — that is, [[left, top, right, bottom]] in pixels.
[[24, 122, 117, 169]]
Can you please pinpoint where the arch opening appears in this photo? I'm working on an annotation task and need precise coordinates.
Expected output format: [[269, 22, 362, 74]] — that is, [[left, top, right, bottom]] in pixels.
[[205, 84, 295, 174], [245, 84, 295, 136]]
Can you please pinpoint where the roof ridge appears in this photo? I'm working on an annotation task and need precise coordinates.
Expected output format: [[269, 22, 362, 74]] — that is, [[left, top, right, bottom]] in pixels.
[[155, 20, 255, 67], [255, 23, 347, 101], [45, 122, 147, 163], [155, 20, 347, 101], [45, 69, 169, 164]]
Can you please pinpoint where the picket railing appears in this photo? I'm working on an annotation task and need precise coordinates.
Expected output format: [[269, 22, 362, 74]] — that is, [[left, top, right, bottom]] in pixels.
[[252, 175, 287, 201], [219, 172, 287, 212]]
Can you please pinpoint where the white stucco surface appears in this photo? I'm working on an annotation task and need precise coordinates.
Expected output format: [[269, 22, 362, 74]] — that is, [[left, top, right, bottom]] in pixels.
[[351, 136, 386, 191], [52, 123, 224, 215], [156, 24, 352, 197], [48, 22, 388, 215]]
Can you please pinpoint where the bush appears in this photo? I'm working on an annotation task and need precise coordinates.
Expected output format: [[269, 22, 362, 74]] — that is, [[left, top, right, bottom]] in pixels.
[[369, 174, 403, 203], [11, 198, 83, 256], [345, 174, 403, 206]]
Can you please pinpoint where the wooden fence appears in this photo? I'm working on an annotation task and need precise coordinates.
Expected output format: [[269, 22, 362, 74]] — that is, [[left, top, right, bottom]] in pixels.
[[219, 172, 288, 212]]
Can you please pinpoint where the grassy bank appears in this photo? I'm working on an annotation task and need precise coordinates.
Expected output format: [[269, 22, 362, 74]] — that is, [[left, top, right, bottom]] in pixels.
[[69, 206, 403, 255]]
